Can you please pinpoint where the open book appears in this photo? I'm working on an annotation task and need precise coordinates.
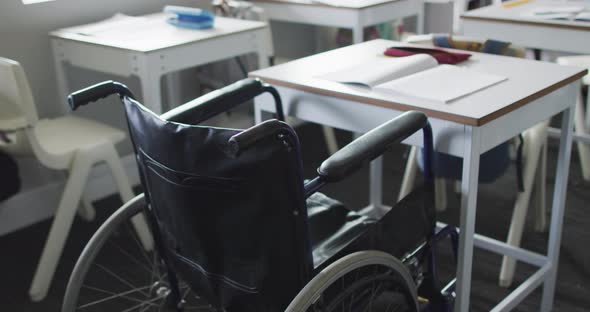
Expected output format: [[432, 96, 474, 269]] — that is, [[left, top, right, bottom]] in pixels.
[[318, 54, 507, 104]]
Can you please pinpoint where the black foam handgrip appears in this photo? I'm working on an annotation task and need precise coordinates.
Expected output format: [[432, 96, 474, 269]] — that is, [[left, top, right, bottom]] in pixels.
[[68, 80, 134, 111]]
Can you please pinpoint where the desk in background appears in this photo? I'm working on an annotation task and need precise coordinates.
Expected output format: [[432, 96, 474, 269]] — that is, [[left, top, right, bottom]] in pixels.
[[461, 1, 590, 54], [51, 13, 273, 114], [251, 0, 424, 44], [250, 39, 586, 312]]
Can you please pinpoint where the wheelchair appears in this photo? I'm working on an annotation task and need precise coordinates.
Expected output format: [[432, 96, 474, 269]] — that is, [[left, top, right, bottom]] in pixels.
[[61, 78, 458, 312]]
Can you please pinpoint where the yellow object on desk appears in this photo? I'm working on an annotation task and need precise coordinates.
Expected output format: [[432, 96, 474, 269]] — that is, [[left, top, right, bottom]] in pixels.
[[502, 0, 530, 8]]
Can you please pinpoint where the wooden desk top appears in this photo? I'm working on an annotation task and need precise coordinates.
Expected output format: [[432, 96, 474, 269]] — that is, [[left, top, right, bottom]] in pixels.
[[461, 1, 590, 31], [249, 39, 586, 126], [50, 13, 267, 53], [251, 0, 401, 9]]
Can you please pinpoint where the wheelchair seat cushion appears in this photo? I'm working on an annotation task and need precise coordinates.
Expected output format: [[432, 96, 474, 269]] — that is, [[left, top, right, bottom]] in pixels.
[[306, 192, 372, 267], [311, 184, 435, 273]]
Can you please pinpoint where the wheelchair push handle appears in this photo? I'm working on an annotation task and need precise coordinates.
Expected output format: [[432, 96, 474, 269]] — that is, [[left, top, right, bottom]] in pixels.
[[161, 78, 284, 124], [68, 80, 135, 111]]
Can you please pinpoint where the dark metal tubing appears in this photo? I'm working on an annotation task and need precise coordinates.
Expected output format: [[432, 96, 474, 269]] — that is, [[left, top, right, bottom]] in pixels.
[[303, 176, 326, 199], [262, 85, 285, 122], [421, 122, 434, 183]]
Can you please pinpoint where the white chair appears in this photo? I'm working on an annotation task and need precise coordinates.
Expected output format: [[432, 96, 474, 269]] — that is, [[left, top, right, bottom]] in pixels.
[[557, 55, 590, 181], [398, 35, 548, 288], [0, 57, 153, 301]]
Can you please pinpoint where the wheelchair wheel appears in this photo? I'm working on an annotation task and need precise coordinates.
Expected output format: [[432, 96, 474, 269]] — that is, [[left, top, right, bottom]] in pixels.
[[286, 251, 418, 312], [62, 194, 211, 312]]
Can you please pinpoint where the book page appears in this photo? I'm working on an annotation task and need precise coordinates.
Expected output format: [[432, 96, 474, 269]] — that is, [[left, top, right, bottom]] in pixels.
[[317, 54, 438, 87], [373, 64, 507, 104]]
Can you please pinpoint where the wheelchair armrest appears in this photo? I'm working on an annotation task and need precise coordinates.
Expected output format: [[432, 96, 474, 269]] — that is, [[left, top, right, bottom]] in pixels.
[[161, 78, 284, 123], [228, 119, 294, 157], [318, 111, 427, 183]]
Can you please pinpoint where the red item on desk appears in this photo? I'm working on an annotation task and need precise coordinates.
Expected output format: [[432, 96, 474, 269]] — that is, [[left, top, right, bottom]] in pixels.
[[384, 46, 472, 64]]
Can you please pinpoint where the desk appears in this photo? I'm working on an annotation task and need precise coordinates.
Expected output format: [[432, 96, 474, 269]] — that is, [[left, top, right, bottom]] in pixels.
[[461, 2, 590, 54], [250, 39, 586, 311], [50, 13, 273, 114], [251, 0, 424, 44]]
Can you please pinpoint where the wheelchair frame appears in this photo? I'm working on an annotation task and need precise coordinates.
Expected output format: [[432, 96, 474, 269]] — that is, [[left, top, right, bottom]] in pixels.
[[62, 78, 458, 312]]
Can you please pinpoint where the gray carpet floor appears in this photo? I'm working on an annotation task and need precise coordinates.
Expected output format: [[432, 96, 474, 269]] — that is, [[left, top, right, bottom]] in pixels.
[[1, 122, 589, 311]]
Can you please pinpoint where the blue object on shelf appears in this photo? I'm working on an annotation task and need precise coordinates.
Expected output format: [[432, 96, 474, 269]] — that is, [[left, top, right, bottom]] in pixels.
[[163, 5, 215, 29]]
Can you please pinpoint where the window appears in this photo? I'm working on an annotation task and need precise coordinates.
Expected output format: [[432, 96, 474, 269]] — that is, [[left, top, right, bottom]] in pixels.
[[22, 0, 55, 4]]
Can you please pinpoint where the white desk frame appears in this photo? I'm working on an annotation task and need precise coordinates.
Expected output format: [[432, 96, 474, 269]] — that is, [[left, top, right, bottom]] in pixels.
[[252, 0, 425, 44], [50, 15, 273, 114], [461, 2, 590, 55], [251, 40, 584, 311], [461, 2, 590, 173]]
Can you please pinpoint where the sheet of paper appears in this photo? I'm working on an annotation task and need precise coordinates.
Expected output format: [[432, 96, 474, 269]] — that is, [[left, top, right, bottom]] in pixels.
[[575, 12, 590, 21], [531, 5, 585, 14], [317, 54, 438, 87], [373, 64, 507, 104], [60, 13, 149, 37]]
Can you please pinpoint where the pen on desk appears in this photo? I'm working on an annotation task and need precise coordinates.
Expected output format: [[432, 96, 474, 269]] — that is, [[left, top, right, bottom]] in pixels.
[[502, 0, 530, 8]]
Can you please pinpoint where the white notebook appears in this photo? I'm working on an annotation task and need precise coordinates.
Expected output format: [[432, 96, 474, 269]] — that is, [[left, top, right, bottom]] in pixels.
[[318, 54, 507, 105]]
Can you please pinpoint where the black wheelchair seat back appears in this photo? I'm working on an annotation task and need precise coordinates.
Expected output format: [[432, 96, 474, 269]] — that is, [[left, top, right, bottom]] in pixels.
[[123, 97, 312, 310]]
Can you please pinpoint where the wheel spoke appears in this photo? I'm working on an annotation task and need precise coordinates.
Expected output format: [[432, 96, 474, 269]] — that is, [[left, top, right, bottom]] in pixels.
[[126, 220, 154, 268], [94, 263, 150, 296], [78, 285, 154, 309], [108, 240, 154, 276], [120, 295, 166, 312]]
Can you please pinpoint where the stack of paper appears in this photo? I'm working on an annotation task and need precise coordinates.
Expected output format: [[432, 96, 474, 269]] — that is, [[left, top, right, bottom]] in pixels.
[[317, 54, 507, 105], [521, 5, 586, 20]]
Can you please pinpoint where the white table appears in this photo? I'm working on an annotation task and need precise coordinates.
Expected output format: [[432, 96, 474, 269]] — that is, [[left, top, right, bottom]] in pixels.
[[250, 39, 586, 311], [50, 13, 273, 114], [461, 1, 590, 54], [251, 0, 424, 44]]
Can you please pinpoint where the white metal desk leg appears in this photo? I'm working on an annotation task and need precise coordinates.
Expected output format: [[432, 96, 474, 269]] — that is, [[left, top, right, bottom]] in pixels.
[[51, 40, 70, 115], [541, 105, 575, 312], [454, 126, 481, 312], [416, 0, 425, 35], [353, 25, 364, 44], [138, 73, 163, 114], [135, 55, 164, 114], [370, 156, 384, 211], [254, 100, 264, 124]]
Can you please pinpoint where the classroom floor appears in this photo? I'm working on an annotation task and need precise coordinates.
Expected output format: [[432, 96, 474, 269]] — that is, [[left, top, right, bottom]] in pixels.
[[1, 122, 589, 311]]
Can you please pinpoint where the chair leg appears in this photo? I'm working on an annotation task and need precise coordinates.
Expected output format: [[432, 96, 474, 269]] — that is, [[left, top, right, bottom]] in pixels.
[[102, 144, 154, 251], [533, 141, 548, 233], [29, 151, 93, 301], [574, 90, 590, 181], [398, 146, 418, 201], [499, 123, 547, 288], [77, 192, 96, 222], [322, 126, 339, 155]]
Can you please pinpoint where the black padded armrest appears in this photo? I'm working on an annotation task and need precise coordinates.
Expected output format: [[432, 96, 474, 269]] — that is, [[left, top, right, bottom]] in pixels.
[[162, 78, 284, 124], [227, 119, 294, 157], [318, 111, 427, 182]]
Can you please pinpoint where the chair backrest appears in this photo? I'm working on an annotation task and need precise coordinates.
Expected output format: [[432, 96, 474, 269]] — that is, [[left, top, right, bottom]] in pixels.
[[0, 57, 39, 129], [123, 97, 312, 311], [0, 57, 40, 156]]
